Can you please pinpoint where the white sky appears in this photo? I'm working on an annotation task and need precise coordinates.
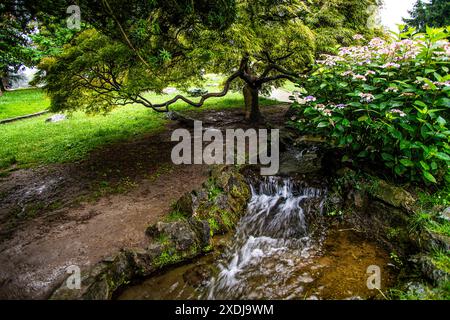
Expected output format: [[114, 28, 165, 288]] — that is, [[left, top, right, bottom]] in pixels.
[[380, 0, 418, 31]]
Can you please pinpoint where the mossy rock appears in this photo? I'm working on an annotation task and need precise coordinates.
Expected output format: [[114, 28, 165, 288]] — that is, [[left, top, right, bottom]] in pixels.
[[51, 218, 211, 300], [172, 165, 250, 234], [146, 218, 210, 252], [410, 254, 450, 284], [370, 179, 415, 212], [51, 251, 135, 300]]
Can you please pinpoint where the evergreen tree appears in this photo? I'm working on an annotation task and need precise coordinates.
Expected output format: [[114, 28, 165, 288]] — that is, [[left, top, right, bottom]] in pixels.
[[404, 0, 450, 31]]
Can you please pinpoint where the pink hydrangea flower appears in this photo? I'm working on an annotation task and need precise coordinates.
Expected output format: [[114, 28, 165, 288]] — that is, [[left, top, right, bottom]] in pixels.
[[341, 70, 354, 77], [369, 38, 386, 48], [353, 74, 367, 81], [381, 62, 400, 69], [323, 109, 333, 116], [390, 109, 406, 117], [359, 93, 375, 103], [385, 87, 398, 93], [314, 104, 326, 110]]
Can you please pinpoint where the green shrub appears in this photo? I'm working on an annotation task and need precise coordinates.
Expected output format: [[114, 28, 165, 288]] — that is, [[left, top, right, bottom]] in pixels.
[[291, 27, 450, 185]]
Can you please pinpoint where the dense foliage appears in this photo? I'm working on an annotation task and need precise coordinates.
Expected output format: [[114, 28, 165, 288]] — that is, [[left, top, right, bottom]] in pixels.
[[0, 1, 37, 92], [404, 0, 450, 32], [291, 27, 450, 185], [0, 0, 78, 93]]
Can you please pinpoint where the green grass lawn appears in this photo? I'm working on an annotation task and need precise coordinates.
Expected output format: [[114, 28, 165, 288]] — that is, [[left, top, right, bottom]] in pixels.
[[0, 88, 50, 120], [281, 81, 301, 93], [0, 89, 275, 170]]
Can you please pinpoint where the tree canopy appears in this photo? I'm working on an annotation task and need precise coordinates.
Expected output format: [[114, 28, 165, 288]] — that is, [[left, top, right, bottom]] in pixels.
[[36, 0, 381, 121], [404, 0, 450, 32]]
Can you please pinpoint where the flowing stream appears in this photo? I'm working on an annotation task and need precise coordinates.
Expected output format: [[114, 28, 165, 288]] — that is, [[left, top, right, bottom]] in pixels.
[[206, 177, 326, 299], [118, 177, 396, 300]]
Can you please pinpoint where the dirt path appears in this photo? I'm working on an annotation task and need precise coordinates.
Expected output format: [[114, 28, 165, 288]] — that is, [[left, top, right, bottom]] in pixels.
[[0, 105, 289, 299], [269, 89, 293, 103], [0, 121, 209, 299]]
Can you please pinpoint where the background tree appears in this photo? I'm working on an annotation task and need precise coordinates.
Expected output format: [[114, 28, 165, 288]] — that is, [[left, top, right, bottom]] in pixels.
[[38, 0, 380, 122], [0, 1, 36, 95], [404, 0, 450, 32], [0, 0, 76, 95]]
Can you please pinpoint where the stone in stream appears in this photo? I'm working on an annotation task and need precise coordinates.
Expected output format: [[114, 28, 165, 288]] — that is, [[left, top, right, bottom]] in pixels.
[[278, 147, 323, 176], [182, 264, 213, 288]]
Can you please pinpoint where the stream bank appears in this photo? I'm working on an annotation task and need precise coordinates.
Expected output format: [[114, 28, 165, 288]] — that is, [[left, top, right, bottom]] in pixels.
[[50, 110, 448, 300]]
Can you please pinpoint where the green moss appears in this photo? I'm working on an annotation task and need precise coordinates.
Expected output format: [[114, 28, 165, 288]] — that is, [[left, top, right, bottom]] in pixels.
[[220, 210, 234, 230], [386, 227, 401, 240], [208, 218, 220, 237], [432, 250, 450, 273], [389, 280, 450, 300], [155, 234, 170, 245], [106, 274, 130, 295], [189, 243, 200, 256], [203, 244, 213, 252], [230, 184, 248, 200], [165, 210, 187, 222], [206, 178, 223, 201], [154, 249, 181, 267], [390, 251, 403, 267], [428, 220, 450, 237]]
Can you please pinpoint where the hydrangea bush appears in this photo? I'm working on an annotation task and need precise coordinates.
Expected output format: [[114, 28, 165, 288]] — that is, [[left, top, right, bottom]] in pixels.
[[292, 27, 450, 185]]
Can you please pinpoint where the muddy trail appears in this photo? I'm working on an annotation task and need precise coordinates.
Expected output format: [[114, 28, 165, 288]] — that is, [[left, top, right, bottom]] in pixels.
[[0, 105, 288, 299]]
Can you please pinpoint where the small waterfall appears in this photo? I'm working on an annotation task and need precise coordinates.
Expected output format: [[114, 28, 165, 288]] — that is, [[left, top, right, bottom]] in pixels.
[[206, 177, 327, 299]]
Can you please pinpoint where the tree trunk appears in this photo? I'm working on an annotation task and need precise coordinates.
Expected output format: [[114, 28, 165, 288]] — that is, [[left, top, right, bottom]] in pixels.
[[243, 84, 262, 123], [0, 78, 6, 96]]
